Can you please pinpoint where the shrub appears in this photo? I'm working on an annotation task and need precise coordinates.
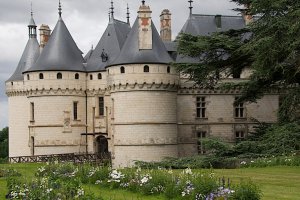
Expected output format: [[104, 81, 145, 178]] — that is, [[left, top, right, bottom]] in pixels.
[[230, 180, 262, 200]]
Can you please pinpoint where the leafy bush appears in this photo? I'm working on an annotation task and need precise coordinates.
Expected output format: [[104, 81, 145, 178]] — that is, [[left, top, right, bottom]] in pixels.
[[230, 180, 262, 200]]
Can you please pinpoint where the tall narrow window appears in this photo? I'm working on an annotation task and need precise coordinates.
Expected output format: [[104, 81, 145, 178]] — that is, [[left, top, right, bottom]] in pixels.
[[27, 74, 30, 80], [73, 102, 78, 120], [144, 65, 149, 72], [39, 73, 44, 79], [235, 131, 245, 143], [30, 102, 35, 122], [98, 73, 102, 79], [120, 66, 125, 74], [234, 97, 245, 118], [57, 73, 62, 79], [196, 97, 206, 118], [99, 97, 104, 116], [75, 73, 79, 79], [90, 74, 93, 80], [167, 66, 170, 73], [197, 131, 206, 154]]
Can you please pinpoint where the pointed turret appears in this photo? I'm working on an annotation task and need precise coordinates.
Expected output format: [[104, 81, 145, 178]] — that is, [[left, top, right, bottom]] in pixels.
[[26, 1, 85, 72], [6, 9, 40, 82], [108, 1, 172, 66]]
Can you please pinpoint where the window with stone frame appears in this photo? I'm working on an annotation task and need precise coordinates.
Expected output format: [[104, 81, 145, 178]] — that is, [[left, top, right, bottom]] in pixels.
[[30, 102, 34, 122], [234, 97, 245, 118], [196, 97, 206, 118], [99, 97, 104, 116], [73, 101, 78, 120], [235, 130, 245, 143], [197, 131, 207, 154]]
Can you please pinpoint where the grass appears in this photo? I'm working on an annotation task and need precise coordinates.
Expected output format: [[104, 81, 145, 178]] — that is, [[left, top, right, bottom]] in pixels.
[[0, 163, 299, 200]]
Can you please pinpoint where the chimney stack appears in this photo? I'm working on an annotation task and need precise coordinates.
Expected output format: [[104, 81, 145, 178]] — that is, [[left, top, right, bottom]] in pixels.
[[243, 4, 253, 25], [160, 9, 172, 42], [138, 2, 152, 50], [39, 24, 51, 52]]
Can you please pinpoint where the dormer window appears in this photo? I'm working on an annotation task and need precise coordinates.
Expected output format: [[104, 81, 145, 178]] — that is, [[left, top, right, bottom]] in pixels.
[[120, 66, 125, 74], [144, 65, 149, 73], [57, 73, 62, 79], [101, 49, 108, 62], [39, 73, 44, 79]]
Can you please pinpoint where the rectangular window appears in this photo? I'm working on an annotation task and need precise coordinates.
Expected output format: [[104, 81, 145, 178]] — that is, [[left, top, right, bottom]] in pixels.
[[73, 102, 78, 120], [234, 97, 244, 118], [196, 97, 206, 118], [30, 102, 34, 122], [235, 131, 245, 143], [99, 97, 104, 116], [197, 131, 207, 154]]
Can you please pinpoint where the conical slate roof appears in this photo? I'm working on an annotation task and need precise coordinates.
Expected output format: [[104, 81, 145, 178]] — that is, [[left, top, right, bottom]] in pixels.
[[28, 15, 36, 27], [108, 17, 173, 66], [86, 19, 131, 72], [6, 38, 40, 82], [26, 17, 85, 72]]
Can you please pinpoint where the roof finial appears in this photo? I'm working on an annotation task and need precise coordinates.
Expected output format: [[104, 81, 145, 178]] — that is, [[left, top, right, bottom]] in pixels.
[[110, 0, 114, 19], [142, 0, 145, 5], [58, 0, 62, 17], [188, 0, 193, 17], [126, 3, 130, 25], [108, 9, 111, 21], [30, 1, 33, 17]]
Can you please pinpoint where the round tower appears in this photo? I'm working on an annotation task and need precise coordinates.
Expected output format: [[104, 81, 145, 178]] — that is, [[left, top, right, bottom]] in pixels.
[[107, 1, 179, 167]]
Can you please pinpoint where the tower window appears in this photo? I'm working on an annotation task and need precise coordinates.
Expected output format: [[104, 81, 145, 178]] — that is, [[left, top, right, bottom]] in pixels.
[[197, 131, 206, 154], [73, 101, 78, 120], [196, 97, 206, 118], [234, 97, 245, 118], [99, 97, 104, 116], [167, 66, 170, 73], [27, 74, 30, 80], [144, 65, 149, 72], [30, 102, 35, 122], [120, 66, 125, 74], [90, 74, 93, 80], [57, 73, 62, 79], [98, 73, 102, 80], [39, 73, 44, 79], [75, 73, 79, 80]]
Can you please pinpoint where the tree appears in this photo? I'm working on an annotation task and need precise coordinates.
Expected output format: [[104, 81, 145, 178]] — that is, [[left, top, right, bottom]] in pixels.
[[175, 0, 300, 123], [0, 127, 8, 158]]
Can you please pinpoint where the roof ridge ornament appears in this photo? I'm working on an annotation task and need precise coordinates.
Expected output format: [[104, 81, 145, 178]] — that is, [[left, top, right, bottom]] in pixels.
[[127, 3, 130, 25], [110, 0, 114, 19], [58, 0, 62, 18], [142, 0, 145, 5], [188, 0, 193, 17]]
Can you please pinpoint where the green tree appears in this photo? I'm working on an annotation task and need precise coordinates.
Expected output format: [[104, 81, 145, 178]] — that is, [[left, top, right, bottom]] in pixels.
[[0, 127, 8, 158], [175, 0, 300, 123]]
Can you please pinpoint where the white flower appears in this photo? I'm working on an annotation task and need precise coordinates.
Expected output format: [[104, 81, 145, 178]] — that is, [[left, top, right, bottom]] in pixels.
[[77, 188, 84, 196], [95, 180, 102, 184], [46, 188, 53, 194], [240, 161, 247, 165], [251, 160, 254, 163], [167, 169, 173, 174], [183, 168, 192, 175], [182, 191, 186, 196]]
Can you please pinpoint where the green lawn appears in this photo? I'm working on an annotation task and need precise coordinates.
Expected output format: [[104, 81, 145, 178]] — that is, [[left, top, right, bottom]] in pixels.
[[0, 164, 299, 200]]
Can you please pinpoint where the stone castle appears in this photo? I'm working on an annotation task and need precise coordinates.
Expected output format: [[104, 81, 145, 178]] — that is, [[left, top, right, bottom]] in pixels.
[[5, 1, 278, 167]]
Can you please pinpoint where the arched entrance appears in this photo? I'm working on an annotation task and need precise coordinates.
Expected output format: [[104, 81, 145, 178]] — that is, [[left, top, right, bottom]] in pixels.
[[95, 136, 108, 155]]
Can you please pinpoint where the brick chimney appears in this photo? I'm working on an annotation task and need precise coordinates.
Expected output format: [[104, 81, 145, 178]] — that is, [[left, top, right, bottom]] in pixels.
[[138, 1, 152, 50], [243, 4, 253, 25], [39, 24, 51, 52], [160, 9, 172, 42]]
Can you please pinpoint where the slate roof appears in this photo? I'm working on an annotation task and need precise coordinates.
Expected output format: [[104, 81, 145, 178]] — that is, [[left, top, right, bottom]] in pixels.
[[28, 16, 36, 27], [26, 17, 85, 73], [108, 17, 173, 66], [6, 37, 40, 82], [180, 14, 246, 36], [86, 19, 131, 72]]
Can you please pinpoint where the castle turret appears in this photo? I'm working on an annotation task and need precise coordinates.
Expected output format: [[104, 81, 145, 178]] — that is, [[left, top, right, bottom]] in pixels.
[[160, 9, 172, 42]]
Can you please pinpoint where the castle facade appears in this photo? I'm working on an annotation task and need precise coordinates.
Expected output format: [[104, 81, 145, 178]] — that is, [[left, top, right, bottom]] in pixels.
[[5, 1, 278, 167]]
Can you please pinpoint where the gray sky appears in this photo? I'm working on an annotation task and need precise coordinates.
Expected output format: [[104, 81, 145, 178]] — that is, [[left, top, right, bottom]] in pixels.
[[0, 0, 241, 129]]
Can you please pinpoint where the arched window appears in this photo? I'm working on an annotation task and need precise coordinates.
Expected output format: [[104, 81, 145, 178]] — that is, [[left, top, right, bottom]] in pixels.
[[120, 66, 125, 74], [57, 73, 62, 79], [27, 74, 30, 80], [144, 65, 149, 73], [75, 73, 79, 80], [90, 74, 93, 80], [167, 66, 170, 74], [98, 73, 102, 80], [39, 73, 44, 79]]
